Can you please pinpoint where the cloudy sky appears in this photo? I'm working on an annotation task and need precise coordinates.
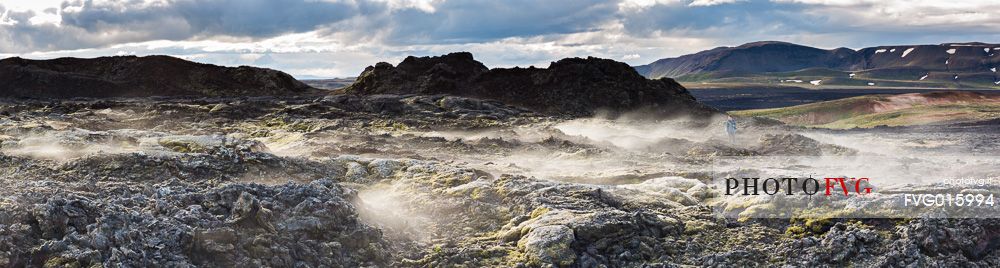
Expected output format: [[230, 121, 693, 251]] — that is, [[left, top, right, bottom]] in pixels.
[[2, 0, 999, 78]]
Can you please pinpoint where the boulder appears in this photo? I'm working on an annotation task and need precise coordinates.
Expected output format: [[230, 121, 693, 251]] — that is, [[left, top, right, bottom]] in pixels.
[[519, 225, 577, 266]]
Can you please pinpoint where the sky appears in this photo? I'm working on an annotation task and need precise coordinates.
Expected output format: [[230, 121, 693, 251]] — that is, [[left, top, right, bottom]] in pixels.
[[2, 0, 999, 78]]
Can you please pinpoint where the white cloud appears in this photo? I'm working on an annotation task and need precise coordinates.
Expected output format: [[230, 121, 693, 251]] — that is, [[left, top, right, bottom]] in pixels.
[[619, 0, 743, 10], [27, 12, 60, 25], [619, 0, 681, 11], [772, 0, 1000, 29], [689, 0, 745, 7], [2, 0, 65, 12], [373, 0, 443, 13]]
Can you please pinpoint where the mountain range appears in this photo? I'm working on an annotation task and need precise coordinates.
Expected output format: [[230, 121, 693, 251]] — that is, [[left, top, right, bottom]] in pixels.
[[634, 41, 1000, 89]]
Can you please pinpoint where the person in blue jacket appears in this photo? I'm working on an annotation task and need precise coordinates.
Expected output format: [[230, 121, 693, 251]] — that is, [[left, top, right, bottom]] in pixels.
[[725, 115, 737, 144]]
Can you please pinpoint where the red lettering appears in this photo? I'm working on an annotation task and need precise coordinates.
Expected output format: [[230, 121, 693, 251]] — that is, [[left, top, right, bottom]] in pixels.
[[824, 177, 849, 196], [854, 178, 871, 195]]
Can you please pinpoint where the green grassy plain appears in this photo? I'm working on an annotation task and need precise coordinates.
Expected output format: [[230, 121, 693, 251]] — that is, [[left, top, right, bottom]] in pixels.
[[732, 94, 1000, 129]]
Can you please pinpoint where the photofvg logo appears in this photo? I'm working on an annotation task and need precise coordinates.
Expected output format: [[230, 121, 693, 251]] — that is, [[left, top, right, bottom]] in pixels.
[[708, 156, 1000, 219], [724, 177, 872, 196]]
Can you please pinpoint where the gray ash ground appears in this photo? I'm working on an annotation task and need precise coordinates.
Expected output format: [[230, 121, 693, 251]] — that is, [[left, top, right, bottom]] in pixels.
[[1, 95, 999, 267]]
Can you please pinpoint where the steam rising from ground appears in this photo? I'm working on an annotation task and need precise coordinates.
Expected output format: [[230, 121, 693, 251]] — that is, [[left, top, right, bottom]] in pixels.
[[1, 130, 139, 161], [405, 114, 777, 184], [0, 128, 276, 162], [801, 131, 978, 156], [552, 117, 722, 150], [357, 185, 434, 243]]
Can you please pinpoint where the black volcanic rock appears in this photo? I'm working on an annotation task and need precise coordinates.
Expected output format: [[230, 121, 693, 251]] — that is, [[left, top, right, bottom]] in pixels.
[[0, 55, 316, 98], [345, 52, 716, 117], [348, 52, 489, 95]]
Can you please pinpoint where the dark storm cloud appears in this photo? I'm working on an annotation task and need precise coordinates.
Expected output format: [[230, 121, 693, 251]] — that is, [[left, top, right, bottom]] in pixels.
[[58, 0, 364, 37], [1, 0, 624, 52], [1, 0, 375, 52]]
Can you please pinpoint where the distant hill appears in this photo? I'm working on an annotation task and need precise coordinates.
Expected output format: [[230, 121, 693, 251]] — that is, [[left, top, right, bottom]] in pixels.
[[732, 91, 1000, 128], [635, 41, 1000, 89], [343, 52, 717, 117], [0, 55, 317, 98], [302, 77, 356, 90]]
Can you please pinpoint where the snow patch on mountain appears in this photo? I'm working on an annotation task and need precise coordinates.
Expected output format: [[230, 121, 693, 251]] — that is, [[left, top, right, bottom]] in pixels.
[[902, 48, 915, 57]]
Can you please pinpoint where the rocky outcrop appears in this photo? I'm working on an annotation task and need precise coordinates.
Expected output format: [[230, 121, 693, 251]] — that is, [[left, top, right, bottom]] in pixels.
[[0, 56, 317, 98], [754, 133, 857, 156], [0, 175, 389, 267], [344, 52, 717, 117], [782, 219, 1000, 267]]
